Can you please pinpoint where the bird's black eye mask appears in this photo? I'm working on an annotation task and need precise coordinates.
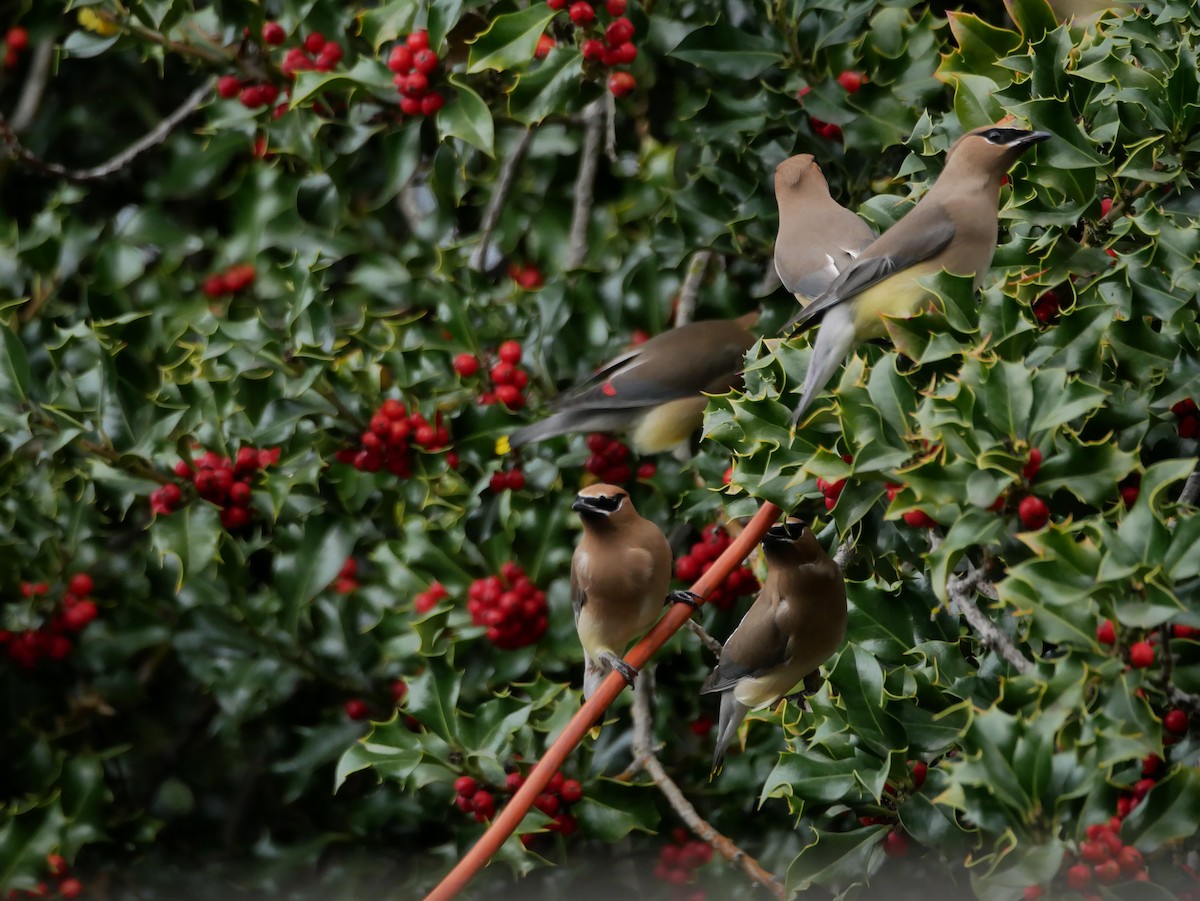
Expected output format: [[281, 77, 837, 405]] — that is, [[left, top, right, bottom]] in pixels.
[[575, 493, 623, 514], [980, 127, 1045, 146], [766, 520, 806, 542]]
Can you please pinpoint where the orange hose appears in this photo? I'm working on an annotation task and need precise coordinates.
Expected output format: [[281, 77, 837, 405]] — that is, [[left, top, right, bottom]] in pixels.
[[423, 500, 782, 901]]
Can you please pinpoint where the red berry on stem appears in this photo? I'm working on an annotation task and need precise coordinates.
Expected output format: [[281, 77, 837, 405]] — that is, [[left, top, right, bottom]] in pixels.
[[569, 2, 596, 24], [217, 75, 242, 99], [582, 39, 605, 61], [412, 49, 438, 74], [1164, 708, 1188, 734], [68, 573, 94, 597], [606, 0, 627, 12], [836, 70, 865, 93], [1022, 447, 1042, 480], [454, 353, 480, 377], [1096, 619, 1116, 645], [420, 93, 444, 116], [1094, 859, 1121, 885], [1128, 640, 1154, 668], [1066, 863, 1091, 891], [454, 775, 477, 797], [548, 0, 568, 8], [882, 829, 909, 857], [609, 71, 636, 98], [560, 779, 583, 803], [910, 761, 928, 790], [407, 30, 430, 50], [535, 34, 554, 59], [344, 699, 369, 721], [6, 26, 29, 53], [58, 880, 83, 901], [1022, 888, 1043, 901], [1017, 495, 1049, 530], [1100, 197, 1113, 217], [304, 32, 326, 54], [902, 509, 936, 529], [606, 18, 635, 46], [498, 340, 522, 365], [262, 22, 286, 45], [388, 45, 414, 73]]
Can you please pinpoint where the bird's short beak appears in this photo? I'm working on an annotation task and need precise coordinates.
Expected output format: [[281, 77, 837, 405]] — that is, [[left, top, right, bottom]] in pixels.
[[1012, 130, 1051, 148], [571, 496, 590, 513]]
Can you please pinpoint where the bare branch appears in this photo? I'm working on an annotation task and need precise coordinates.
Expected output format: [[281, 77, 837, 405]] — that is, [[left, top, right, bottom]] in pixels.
[[0, 79, 212, 183], [469, 126, 536, 273], [566, 98, 604, 270], [603, 90, 617, 162], [674, 250, 713, 326], [11, 38, 54, 133], [946, 566, 1034, 675], [630, 670, 787, 901], [685, 618, 724, 657], [1179, 468, 1200, 508]]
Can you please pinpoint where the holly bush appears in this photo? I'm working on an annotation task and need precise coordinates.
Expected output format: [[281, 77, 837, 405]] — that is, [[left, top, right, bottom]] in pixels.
[[2, 0, 1199, 899]]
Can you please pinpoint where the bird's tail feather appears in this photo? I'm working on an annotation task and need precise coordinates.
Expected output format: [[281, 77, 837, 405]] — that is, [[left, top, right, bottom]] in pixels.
[[710, 691, 751, 777], [789, 308, 857, 431], [582, 653, 609, 700]]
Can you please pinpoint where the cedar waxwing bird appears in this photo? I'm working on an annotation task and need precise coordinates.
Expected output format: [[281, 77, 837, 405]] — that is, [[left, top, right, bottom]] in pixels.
[[701, 518, 846, 775], [782, 125, 1050, 429], [571, 483, 690, 699], [504, 313, 760, 456], [774, 154, 876, 306]]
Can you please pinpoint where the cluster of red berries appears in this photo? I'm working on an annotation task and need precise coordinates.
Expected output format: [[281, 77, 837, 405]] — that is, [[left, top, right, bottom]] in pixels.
[[9, 854, 84, 900], [1098, 620, 1199, 673], [815, 454, 854, 510], [652, 828, 713, 896], [795, 70, 862, 143], [489, 467, 527, 493], [886, 483, 938, 529], [456, 339, 530, 410], [334, 399, 452, 477], [674, 525, 758, 611], [1172, 398, 1198, 438], [200, 263, 256, 298], [387, 31, 445, 117], [1032, 288, 1063, 323], [1023, 819, 1148, 898], [332, 558, 359, 595], [859, 760, 928, 855], [508, 261, 545, 290], [547, 0, 639, 97], [152, 447, 279, 530], [2, 575, 99, 670], [584, 433, 654, 485], [452, 769, 582, 837], [217, 26, 343, 109], [345, 678, 408, 722], [3, 25, 27, 69], [467, 562, 548, 649], [414, 581, 449, 614]]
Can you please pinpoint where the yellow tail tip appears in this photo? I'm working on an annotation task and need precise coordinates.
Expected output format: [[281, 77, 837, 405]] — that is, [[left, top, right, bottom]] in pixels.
[[495, 435, 512, 455]]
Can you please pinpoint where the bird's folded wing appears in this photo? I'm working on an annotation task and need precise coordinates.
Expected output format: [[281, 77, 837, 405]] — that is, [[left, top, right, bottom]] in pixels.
[[784, 212, 957, 335], [700, 611, 789, 694]]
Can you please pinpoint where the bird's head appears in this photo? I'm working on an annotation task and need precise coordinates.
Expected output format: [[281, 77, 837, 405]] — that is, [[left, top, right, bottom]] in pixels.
[[946, 124, 1050, 180], [775, 153, 828, 196], [572, 483, 632, 524], [764, 517, 809, 546]]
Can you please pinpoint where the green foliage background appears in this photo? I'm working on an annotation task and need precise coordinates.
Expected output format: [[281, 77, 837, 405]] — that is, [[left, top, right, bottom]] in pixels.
[[1, 0, 1199, 898]]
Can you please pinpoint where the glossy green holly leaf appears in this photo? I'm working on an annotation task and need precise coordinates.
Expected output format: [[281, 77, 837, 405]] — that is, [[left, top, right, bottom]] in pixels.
[[439, 75, 495, 156], [466, 6, 558, 73]]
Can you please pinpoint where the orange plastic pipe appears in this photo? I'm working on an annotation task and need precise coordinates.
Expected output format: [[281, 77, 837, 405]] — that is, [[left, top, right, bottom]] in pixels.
[[423, 500, 783, 901]]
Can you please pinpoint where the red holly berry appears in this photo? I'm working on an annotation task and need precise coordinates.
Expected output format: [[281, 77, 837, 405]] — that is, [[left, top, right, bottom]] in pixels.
[[560, 779, 583, 803], [413, 49, 439, 74], [1164, 708, 1188, 735], [608, 71, 636, 98], [1017, 495, 1049, 530], [1120, 484, 1140, 507], [402, 71, 430, 97], [46, 854, 68, 877], [217, 75, 242, 99], [605, 18, 635, 46], [910, 761, 928, 790], [67, 573, 94, 597], [902, 509, 936, 529], [1022, 447, 1042, 480], [605, 42, 637, 65], [61, 600, 98, 632], [1023, 887, 1044, 901], [498, 340, 522, 365], [6, 26, 29, 53], [582, 38, 605, 61], [388, 45, 414, 73], [1066, 863, 1092, 890], [391, 678, 408, 704], [344, 699, 369, 721], [606, 0, 627, 13], [1096, 619, 1116, 645], [420, 93, 444, 116], [304, 32, 327, 54], [535, 34, 554, 59], [882, 829, 909, 857], [535, 792, 560, 816], [1094, 859, 1121, 885], [58, 880, 83, 901], [548, 0, 568, 8], [1100, 197, 1113, 217], [568, 2, 596, 24], [262, 22, 286, 45], [836, 70, 865, 93], [407, 30, 430, 50], [1128, 640, 1154, 668], [471, 790, 495, 818], [1117, 846, 1143, 876], [454, 775, 478, 798]]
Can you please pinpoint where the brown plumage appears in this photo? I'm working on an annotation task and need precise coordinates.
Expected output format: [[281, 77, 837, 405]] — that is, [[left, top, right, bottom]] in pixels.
[[570, 483, 676, 699], [774, 154, 876, 305], [507, 313, 760, 455], [701, 518, 847, 774], [783, 124, 1050, 429]]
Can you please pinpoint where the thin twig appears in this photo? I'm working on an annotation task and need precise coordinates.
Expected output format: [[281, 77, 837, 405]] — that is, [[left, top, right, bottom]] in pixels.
[[603, 90, 617, 162], [674, 250, 713, 326], [11, 38, 54, 133], [946, 566, 1034, 675], [0, 80, 212, 182], [566, 98, 604, 270], [630, 669, 787, 901], [469, 126, 536, 272], [685, 619, 724, 657], [1179, 468, 1200, 507]]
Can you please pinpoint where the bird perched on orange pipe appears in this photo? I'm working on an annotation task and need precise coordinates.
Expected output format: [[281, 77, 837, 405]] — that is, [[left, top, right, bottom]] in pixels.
[[570, 483, 695, 699], [702, 518, 846, 775], [773, 153, 875, 306], [503, 313, 760, 456], [783, 124, 1050, 429]]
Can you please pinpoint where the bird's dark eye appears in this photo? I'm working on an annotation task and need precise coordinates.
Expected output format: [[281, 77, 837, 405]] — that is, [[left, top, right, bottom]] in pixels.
[[590, 494, 623, 513], [983, 128, 1006, 142], [766, 520, 806, 541]]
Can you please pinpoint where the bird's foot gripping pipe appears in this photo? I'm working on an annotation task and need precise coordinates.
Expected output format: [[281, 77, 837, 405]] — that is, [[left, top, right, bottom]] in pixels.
[[603, 652, 639, 687], [667, 589, 703, 611]]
